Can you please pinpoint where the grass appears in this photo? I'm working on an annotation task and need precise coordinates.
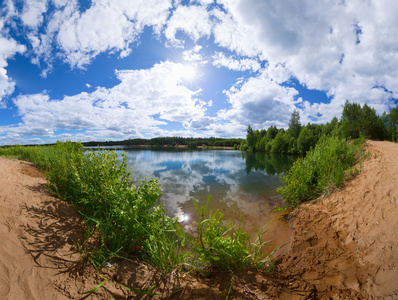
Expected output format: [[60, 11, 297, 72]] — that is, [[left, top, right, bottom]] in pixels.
[[192, 196, 276, 271], [1, 138, 365, 297], [275, 135, 367, 209], [0, 142, 274, 276]]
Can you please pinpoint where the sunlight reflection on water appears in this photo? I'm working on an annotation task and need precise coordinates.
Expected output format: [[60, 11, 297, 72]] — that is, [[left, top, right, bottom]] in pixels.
[[115, 148, 296, 247]]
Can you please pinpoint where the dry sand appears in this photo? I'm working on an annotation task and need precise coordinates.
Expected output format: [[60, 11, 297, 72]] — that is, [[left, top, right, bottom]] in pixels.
[[0, 140, 397, 299]]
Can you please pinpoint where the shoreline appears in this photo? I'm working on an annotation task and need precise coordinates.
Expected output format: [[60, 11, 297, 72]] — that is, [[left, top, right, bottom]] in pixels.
[[277, 140, 398, 298], [0, 140, 397, 298]]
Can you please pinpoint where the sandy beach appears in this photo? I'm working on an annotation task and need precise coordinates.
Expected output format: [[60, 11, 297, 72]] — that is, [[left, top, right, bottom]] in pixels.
[[0, 140, 397, 299]]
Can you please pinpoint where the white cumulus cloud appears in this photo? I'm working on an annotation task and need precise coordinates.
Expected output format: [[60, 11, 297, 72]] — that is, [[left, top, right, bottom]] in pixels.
[[218, 70, 300, 131], [165, 4, 213, 46], [210, 0, 398, 121], [6, 61, 212, 143], [0, 20, 27, 104], [20, 0, 48, 29], [24, 0, 173, 70], [212, 52, 260, 72]]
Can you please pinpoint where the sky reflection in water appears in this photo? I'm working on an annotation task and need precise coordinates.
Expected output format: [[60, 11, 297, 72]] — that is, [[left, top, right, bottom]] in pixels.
[[116, 149, 296, 232]]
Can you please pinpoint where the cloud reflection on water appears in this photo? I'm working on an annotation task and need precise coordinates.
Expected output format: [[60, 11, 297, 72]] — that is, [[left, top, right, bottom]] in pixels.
[[116, 149, 296, 229]]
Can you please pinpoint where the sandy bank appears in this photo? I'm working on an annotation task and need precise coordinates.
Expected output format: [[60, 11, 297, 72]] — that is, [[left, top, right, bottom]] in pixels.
[[0, 140, 397, 299], [278, 141, 398, 299]]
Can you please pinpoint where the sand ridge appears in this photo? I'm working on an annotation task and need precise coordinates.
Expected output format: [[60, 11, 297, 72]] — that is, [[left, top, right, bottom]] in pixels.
[[0, 140, 397, 299]]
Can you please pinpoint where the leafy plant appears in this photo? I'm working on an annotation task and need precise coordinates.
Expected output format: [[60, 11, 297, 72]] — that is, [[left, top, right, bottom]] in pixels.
[[276, 135, 366, 208], [0, 142, 281, 277], [192, 196, 275, 271]]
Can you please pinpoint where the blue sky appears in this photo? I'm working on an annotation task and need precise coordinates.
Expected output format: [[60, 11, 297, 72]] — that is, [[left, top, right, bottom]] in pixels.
[[0, 0, 397, 145]]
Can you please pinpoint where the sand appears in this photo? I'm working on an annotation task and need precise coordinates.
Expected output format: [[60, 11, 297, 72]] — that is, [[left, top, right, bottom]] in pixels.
[[278, 141, 398, 299], [0, 140, 397, 299]]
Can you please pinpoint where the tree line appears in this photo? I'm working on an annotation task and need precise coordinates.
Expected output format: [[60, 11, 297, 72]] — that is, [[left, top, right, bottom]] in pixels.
[[243, 100, 398, 155], [83, 137, 245, 149]]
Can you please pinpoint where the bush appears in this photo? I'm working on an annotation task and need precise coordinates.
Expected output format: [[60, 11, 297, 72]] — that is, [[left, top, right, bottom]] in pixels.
[[276, 136, 366, 207], [0, 142, 186, 272], [0, 142, 271, 274]]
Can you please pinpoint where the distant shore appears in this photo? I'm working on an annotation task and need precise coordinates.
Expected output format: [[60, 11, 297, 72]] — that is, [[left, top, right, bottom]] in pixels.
[[86, 144, 234, 150]]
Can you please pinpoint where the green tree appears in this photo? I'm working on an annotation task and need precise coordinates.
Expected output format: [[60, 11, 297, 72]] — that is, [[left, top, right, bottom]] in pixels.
[[246, 125, 255, 150], [265, 126, 278, 141], [271, 130, 288, 154], [254, 129, 262, 151], [361, 103, 379, 138], [386, 107, 398, 142], [288, 109, 302, 139], [297, 127, 315, 155], [340, 100, 362, 139]]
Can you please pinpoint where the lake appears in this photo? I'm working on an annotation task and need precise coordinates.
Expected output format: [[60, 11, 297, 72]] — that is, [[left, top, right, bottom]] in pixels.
[[113, 148, 297, 250]]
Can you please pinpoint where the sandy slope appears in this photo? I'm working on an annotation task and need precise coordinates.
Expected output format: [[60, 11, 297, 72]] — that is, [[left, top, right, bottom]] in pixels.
[[0, 158, 69, 299], [278, 141, 398, 299], [0, 140, 397, 299]]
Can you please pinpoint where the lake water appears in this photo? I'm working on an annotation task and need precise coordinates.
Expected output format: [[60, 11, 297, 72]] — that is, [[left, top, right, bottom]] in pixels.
[[114, 148, 297, 248]]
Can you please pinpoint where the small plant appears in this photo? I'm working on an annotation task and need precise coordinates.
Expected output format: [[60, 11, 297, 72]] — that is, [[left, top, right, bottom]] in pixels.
[[192, 196, 275, 271]]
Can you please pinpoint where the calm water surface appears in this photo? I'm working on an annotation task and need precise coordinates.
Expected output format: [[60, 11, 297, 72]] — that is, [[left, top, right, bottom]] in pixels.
[[115, 148, 297, 236]]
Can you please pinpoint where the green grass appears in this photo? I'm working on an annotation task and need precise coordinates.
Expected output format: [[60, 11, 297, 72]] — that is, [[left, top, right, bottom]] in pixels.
[[1, 138, 365, 275], [276, 135, 367, 208], [192, 196, 277, 271], [0, 142, 274, 274]]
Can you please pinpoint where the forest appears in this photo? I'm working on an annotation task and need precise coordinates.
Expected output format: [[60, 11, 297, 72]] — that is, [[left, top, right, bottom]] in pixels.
[[242, 100, 398, 155], [83, 136, 244, 149]]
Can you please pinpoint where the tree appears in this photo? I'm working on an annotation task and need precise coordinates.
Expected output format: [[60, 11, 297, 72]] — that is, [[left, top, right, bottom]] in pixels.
[[340, 100, 362, 139], [386, 107, 398, 142], [246, 125, 255, 150], [271, 130, 288, 154], [297, 127, 315, 155], [254, 129, 262, 151], [288, 110, 302, 139], [361, 103, 379, 138], [265, 126, 278, 141]]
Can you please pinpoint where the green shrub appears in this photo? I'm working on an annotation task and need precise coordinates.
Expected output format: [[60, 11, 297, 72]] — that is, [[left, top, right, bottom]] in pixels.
[[0, 142, 186, 271], [0, 142, 277, 274], [277, 136, 366, 207], [193, 197, 274, 271]]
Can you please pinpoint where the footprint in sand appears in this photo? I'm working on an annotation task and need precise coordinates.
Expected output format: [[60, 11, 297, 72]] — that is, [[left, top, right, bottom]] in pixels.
[[0, 273, 10, 297]]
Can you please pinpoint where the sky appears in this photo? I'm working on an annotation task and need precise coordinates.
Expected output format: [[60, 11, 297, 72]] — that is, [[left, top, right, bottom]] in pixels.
[[0, 0, 398, 145]]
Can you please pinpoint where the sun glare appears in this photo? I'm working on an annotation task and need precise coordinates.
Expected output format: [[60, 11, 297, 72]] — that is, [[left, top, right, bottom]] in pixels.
[[178, 213, 190, 222], [180, 64, 197, 82]]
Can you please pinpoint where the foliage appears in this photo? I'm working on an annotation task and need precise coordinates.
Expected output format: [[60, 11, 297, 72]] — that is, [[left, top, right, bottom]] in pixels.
[[242, 101, 397, 156], [270, 130, 288, 154], [192, 197, 274, 271], [287, 109, 302, 139], [82, 137, 244, 148], [297, 127, 315, 155], [0, 142, 277, 274], [276, 135, 366, 207], [340, 101, 363, 139], [382, 107, 398, 142]]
